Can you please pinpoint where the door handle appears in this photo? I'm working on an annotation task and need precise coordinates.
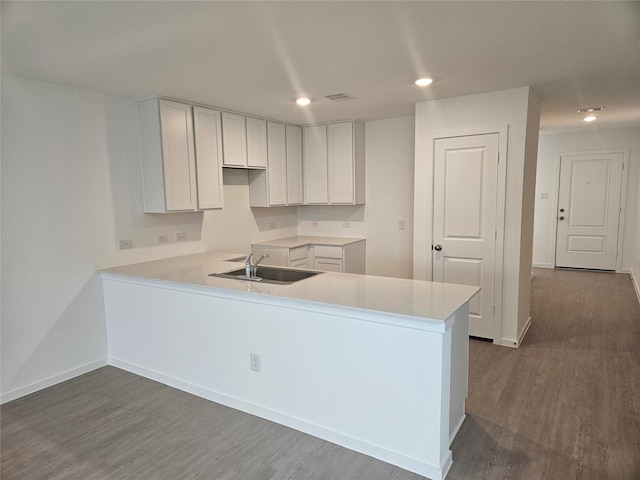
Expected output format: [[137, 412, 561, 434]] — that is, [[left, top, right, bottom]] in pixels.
[[433, 244, 443, 251]]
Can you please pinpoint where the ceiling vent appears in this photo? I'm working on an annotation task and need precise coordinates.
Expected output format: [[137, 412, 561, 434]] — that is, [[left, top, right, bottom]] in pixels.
[[324, 93, 356, 102]]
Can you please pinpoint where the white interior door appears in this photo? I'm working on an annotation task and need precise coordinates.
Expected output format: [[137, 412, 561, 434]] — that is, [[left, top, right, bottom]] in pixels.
[[433, 134, 499, 339], [555, 152, 624, 270]]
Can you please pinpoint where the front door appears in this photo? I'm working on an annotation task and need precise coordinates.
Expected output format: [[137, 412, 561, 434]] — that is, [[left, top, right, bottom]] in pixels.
[[433, 133, 499, 339], [555, 152, 624, 270]]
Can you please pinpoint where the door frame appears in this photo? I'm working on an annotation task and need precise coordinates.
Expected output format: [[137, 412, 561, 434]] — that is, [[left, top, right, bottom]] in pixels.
[[551, 148, 629, 272], [414, 124, 508, 343]]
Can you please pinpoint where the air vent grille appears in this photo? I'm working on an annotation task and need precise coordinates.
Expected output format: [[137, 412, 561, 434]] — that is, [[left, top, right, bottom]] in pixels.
[[324, 93, 356, 102]]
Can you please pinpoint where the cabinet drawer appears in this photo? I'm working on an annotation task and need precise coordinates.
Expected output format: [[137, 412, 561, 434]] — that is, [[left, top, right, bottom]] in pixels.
[[289, 246, 308, 261], [290, 258, 308, 269], [315, 259, 343, 272], [314, 245, 343, 259]]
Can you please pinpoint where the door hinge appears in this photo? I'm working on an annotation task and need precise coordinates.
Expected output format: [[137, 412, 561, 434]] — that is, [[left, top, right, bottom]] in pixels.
[[495, 230, 498, 241], [493, 305, 496, 316]]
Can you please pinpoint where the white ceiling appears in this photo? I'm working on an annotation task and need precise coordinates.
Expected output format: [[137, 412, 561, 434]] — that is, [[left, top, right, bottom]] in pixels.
[[3, 1, 639, 132]]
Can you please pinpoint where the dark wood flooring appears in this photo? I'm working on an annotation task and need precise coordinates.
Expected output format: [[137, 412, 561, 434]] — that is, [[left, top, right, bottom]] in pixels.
[[2, 268, 639, 479]]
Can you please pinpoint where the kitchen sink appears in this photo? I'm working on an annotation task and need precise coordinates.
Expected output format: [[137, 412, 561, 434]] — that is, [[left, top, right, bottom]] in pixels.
[[209, 266, 321, 285]]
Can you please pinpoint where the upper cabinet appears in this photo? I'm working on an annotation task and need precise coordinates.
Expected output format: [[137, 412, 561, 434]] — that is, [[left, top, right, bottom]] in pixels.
[[285, 125, 304, 205], [138, 98, 224, 213], [221, 113, 267, 169], [245, 117, 268, 168], [221, 112, 248, 168], [303, 124, 329, 204], [249, 122, 302, 207], [138, 98, 196, 212], [193, 106, 224, 210], [303, 121, 365, 205]]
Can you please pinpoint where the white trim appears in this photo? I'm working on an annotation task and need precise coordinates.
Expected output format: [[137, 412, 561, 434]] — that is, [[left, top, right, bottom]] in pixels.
[[415, 124, 508, 344], [551, 148, 630, 270], [495, 316, 531, 349], [532, 263, 554, 269], [0, 358, 107, 404], [109, 357, 452, 480], [632, 270, 640, 306]]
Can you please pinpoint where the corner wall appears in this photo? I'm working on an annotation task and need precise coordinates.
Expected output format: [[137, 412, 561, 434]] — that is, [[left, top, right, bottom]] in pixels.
[[413, 86, 541, 346], [0, 76, 210, 403]]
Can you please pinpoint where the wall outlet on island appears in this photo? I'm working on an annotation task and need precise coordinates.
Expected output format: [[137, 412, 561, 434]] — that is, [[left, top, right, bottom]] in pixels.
[[176, 232, 187, 242], [269, 222, 276, 229], [343, 221, 351, 228], [157, 234, 168, 245], [250, 353, 261, 372]]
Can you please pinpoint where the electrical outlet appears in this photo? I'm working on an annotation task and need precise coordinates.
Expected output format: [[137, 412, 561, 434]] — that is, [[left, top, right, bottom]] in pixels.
[[343, 221, 351, 228], [269, 221, 277, 229], [157, 234, 168, 245], [118, 239, 132, 250], [250, 353, 261, 372], [541, 192, 549, 200], [398, 220, 406, 230], [176, 232, 187, 242]]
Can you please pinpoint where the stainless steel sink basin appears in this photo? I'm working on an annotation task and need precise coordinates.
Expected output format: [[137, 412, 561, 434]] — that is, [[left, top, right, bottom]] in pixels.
[[209, 266, 321, 285]]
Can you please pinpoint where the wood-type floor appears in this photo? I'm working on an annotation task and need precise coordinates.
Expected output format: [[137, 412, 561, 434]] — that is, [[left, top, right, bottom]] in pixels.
[[2, 268, 639, 479]]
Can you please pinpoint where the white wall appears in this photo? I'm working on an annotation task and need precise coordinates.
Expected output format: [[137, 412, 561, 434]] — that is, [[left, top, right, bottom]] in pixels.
[[201, 169, 298, 254], [0, 76, 212, 402], [298, 116, 415, 279], [533, 127, 640, 279], [413, 87, 541, 347]]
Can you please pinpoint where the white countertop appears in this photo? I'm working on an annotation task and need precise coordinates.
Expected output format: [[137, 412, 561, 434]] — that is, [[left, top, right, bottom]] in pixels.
[[100, 251, 479, 325], [251, 235, 365, 248]]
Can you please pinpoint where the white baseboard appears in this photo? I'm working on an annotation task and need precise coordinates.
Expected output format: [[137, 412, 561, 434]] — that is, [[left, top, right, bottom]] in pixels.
[[108, 357, 451, 480], [496, 317, 532, 349], [532, 263, 554, 269], [1, 358, 108, 404], [632, 270, 640, 306]]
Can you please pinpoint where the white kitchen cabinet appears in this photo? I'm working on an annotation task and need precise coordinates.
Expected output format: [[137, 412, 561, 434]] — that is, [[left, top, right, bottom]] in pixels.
[[249, 123, 301, 207], [303, 121, 364, 205], [138, 98, 197, 212], [286, 125, 304, 205], [192, 106, 224, 209], [251, 237, 365, 274], [245, 117, 268, 168], [221, 112, 248, 167], [328, 121, 365, 204], [303, 124, 328, 204], [222, 113, 267, 169]]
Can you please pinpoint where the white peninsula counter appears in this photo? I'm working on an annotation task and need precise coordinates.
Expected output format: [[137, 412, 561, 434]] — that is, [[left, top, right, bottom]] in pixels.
[[100, 251, 479, 480]]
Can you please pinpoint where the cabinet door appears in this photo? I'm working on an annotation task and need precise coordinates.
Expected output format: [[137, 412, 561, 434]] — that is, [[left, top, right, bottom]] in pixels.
[[328, 121, 354, 204], [267, 122, 287, 206], [246, 117, 268, 168], [221, 112, 247, 167], [193, 106, 224, 209], [303, 124, 328, 204], [286, 125, 304, 205], [159, 99, 197, 211]]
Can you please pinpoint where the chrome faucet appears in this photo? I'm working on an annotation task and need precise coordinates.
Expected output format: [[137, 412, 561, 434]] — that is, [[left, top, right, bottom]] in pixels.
[[244, 252, 269, 278]]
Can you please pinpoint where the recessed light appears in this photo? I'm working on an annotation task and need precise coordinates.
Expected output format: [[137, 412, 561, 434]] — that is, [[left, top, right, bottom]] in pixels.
[[415, 78, 433, 87], [296, 97, 311, 106], [583, 115, 597, 122]]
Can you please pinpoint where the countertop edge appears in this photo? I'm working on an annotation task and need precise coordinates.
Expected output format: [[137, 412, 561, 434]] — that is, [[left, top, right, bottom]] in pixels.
[[99, 271, 461, 333]]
